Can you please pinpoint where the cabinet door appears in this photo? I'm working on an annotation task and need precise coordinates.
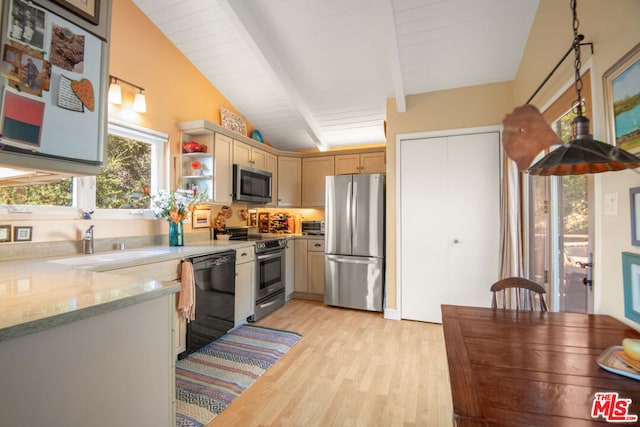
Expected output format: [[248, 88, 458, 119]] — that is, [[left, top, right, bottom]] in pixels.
[[105, 260, 184, 357], [233, 140, 252, 167], [235, 252, 255, 326], [294, 239, 308, 292], [214, 133, 233, 204], [307, 250, 325, 295], [360, 152, 386, 174], [277, 156, 301, 207], [250, 147, 267, 170], [265, 152, 278, 207], [302, 156, 335, 207], [334, 154, 360, 175]]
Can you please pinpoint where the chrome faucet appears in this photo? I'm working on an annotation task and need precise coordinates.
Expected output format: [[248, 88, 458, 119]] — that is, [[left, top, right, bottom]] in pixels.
[[83, 225, 95, 254]]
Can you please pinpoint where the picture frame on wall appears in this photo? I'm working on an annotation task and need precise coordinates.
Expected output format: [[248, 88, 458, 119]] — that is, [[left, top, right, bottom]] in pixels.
[[14, 225, 32, 242], [0, 225, 11, 243], [630, 187, 640, 246], [220, 107, 247, 137], [50, 0, 100, 25], [192, 209, 211, 229], [603, 42, 640, 153], [622, 252, 640, 323]]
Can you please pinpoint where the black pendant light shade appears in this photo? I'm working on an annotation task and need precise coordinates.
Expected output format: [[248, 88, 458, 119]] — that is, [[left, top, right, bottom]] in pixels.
[[524, 0, 640, 176], [528, 116, 640, 176]]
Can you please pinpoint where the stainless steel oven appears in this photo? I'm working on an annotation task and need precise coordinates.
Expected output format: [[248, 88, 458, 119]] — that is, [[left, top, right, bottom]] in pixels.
[[251, 238, 287, 321]]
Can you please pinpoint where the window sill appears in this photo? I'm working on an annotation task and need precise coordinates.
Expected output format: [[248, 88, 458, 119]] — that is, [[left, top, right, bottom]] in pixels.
[[0, 205, 158, 221]]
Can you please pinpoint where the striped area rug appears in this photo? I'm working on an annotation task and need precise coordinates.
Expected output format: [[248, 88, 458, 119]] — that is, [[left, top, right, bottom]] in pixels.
[[176, 324, 302, 427]]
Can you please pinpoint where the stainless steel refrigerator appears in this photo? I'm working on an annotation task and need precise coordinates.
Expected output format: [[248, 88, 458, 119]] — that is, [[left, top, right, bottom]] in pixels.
[[324, 174, 385, 311]]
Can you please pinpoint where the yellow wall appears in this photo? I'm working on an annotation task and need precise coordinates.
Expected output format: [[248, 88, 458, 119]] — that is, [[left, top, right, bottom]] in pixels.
[[108, 0, 255, 186]]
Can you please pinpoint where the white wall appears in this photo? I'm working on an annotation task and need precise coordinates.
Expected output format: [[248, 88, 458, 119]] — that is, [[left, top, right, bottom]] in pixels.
[[598, 171, 640, 328]]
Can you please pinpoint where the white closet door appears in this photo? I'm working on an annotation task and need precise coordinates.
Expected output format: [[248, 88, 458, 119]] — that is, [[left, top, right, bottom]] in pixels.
[[400, 137, 449, 322], [400, 132, 500, 323]]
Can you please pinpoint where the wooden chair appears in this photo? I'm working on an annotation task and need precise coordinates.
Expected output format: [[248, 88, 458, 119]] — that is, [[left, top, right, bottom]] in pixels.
[[490, 277, 548, 312]]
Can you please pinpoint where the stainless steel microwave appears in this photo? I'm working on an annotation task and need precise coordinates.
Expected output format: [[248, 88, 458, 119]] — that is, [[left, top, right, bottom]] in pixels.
[[233, 164, 272, 204]]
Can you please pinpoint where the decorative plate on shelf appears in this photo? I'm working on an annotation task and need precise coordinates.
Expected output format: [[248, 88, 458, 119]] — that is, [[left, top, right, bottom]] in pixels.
[[252, 130, 264, 143]]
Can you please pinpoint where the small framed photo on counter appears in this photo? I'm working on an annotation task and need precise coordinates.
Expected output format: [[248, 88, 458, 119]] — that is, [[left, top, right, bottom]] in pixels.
[[192, 209, 211, 229], [14, 226, 32, 242], [0, 225, 11, 243]]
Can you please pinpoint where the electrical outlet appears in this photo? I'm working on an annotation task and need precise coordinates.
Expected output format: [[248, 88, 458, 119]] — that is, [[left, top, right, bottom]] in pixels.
[[604, 192, 618, 216]]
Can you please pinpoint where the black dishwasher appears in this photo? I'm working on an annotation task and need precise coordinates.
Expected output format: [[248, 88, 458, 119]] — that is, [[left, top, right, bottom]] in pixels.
[[183, 250, 236, 357]]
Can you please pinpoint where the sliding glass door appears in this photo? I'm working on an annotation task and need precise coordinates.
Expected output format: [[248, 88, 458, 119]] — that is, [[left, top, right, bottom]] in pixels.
[[527, 107, 593, 313]]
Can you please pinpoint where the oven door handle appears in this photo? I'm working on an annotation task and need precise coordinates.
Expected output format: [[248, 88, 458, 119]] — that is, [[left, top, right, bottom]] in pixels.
[[257, 298, 281, 310], [256, 251, 283, 261]]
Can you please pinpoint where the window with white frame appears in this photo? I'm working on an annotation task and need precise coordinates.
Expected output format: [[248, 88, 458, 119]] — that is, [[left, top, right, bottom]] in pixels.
[[0, 120, 167, 214]]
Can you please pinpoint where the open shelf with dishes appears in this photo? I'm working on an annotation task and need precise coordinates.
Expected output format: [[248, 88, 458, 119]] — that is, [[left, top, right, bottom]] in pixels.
[[180, 136, 214, 202]]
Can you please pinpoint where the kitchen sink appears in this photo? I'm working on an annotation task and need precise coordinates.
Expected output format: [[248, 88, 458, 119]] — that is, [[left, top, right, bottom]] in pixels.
[[48, 249, 172, 266]]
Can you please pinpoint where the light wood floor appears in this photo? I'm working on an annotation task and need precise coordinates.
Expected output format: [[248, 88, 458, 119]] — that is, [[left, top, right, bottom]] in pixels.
[[209, 299, 453, 427]]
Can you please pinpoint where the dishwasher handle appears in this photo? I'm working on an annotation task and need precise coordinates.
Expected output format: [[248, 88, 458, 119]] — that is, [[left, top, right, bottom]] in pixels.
[[189, 251, 236, 270]]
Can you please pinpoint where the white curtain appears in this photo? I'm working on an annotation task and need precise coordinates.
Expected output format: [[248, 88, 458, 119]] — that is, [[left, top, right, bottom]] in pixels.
[[498, 152, 525, 308]]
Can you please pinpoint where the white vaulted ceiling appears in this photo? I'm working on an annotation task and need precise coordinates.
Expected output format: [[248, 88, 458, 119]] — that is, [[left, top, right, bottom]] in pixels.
[[133, 0, 539, 151]]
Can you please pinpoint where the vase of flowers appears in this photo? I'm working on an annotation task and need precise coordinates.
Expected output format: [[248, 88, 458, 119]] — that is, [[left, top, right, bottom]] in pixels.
[[168, 220, 184, 246], [152, 189, 206, 246]]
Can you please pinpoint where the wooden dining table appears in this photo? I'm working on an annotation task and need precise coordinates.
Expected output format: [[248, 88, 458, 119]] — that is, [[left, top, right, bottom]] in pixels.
[[442, 305, 640, 426]]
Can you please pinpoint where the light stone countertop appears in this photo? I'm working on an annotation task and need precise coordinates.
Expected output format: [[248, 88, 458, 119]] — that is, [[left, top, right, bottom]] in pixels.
[[0, 240, 256, 342]]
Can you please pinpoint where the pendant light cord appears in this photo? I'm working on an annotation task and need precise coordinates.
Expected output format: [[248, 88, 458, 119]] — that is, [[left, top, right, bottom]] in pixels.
[[571, 0, 583, 117]]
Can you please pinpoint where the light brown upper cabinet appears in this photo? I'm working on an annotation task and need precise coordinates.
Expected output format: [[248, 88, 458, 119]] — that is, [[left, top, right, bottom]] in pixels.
[[233, 140, 268, 170], [334, 151, 385, 175], [302, 156, 335, 207], [277, 156, 301, 207]]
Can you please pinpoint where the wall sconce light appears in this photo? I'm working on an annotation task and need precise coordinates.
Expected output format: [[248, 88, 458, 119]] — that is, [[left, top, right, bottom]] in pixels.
[[133, 89, 146, 113], [108, 76, 122, 105], [109, 75, 147, 113]]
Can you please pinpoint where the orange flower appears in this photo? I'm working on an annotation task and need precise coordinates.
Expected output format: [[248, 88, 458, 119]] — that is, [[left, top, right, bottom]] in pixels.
[[169, 210, 183, 224]]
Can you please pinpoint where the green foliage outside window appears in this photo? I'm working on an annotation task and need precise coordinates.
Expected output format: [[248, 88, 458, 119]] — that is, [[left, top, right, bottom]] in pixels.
[[96, 135, 151, 209], [0, 178, 72, 206]]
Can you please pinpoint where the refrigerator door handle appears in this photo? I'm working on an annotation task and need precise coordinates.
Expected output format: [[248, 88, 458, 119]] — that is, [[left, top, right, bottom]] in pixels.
[[326, 254, 378, 264], [351, 180, 358, 245], [346, 180, 353, 238]]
